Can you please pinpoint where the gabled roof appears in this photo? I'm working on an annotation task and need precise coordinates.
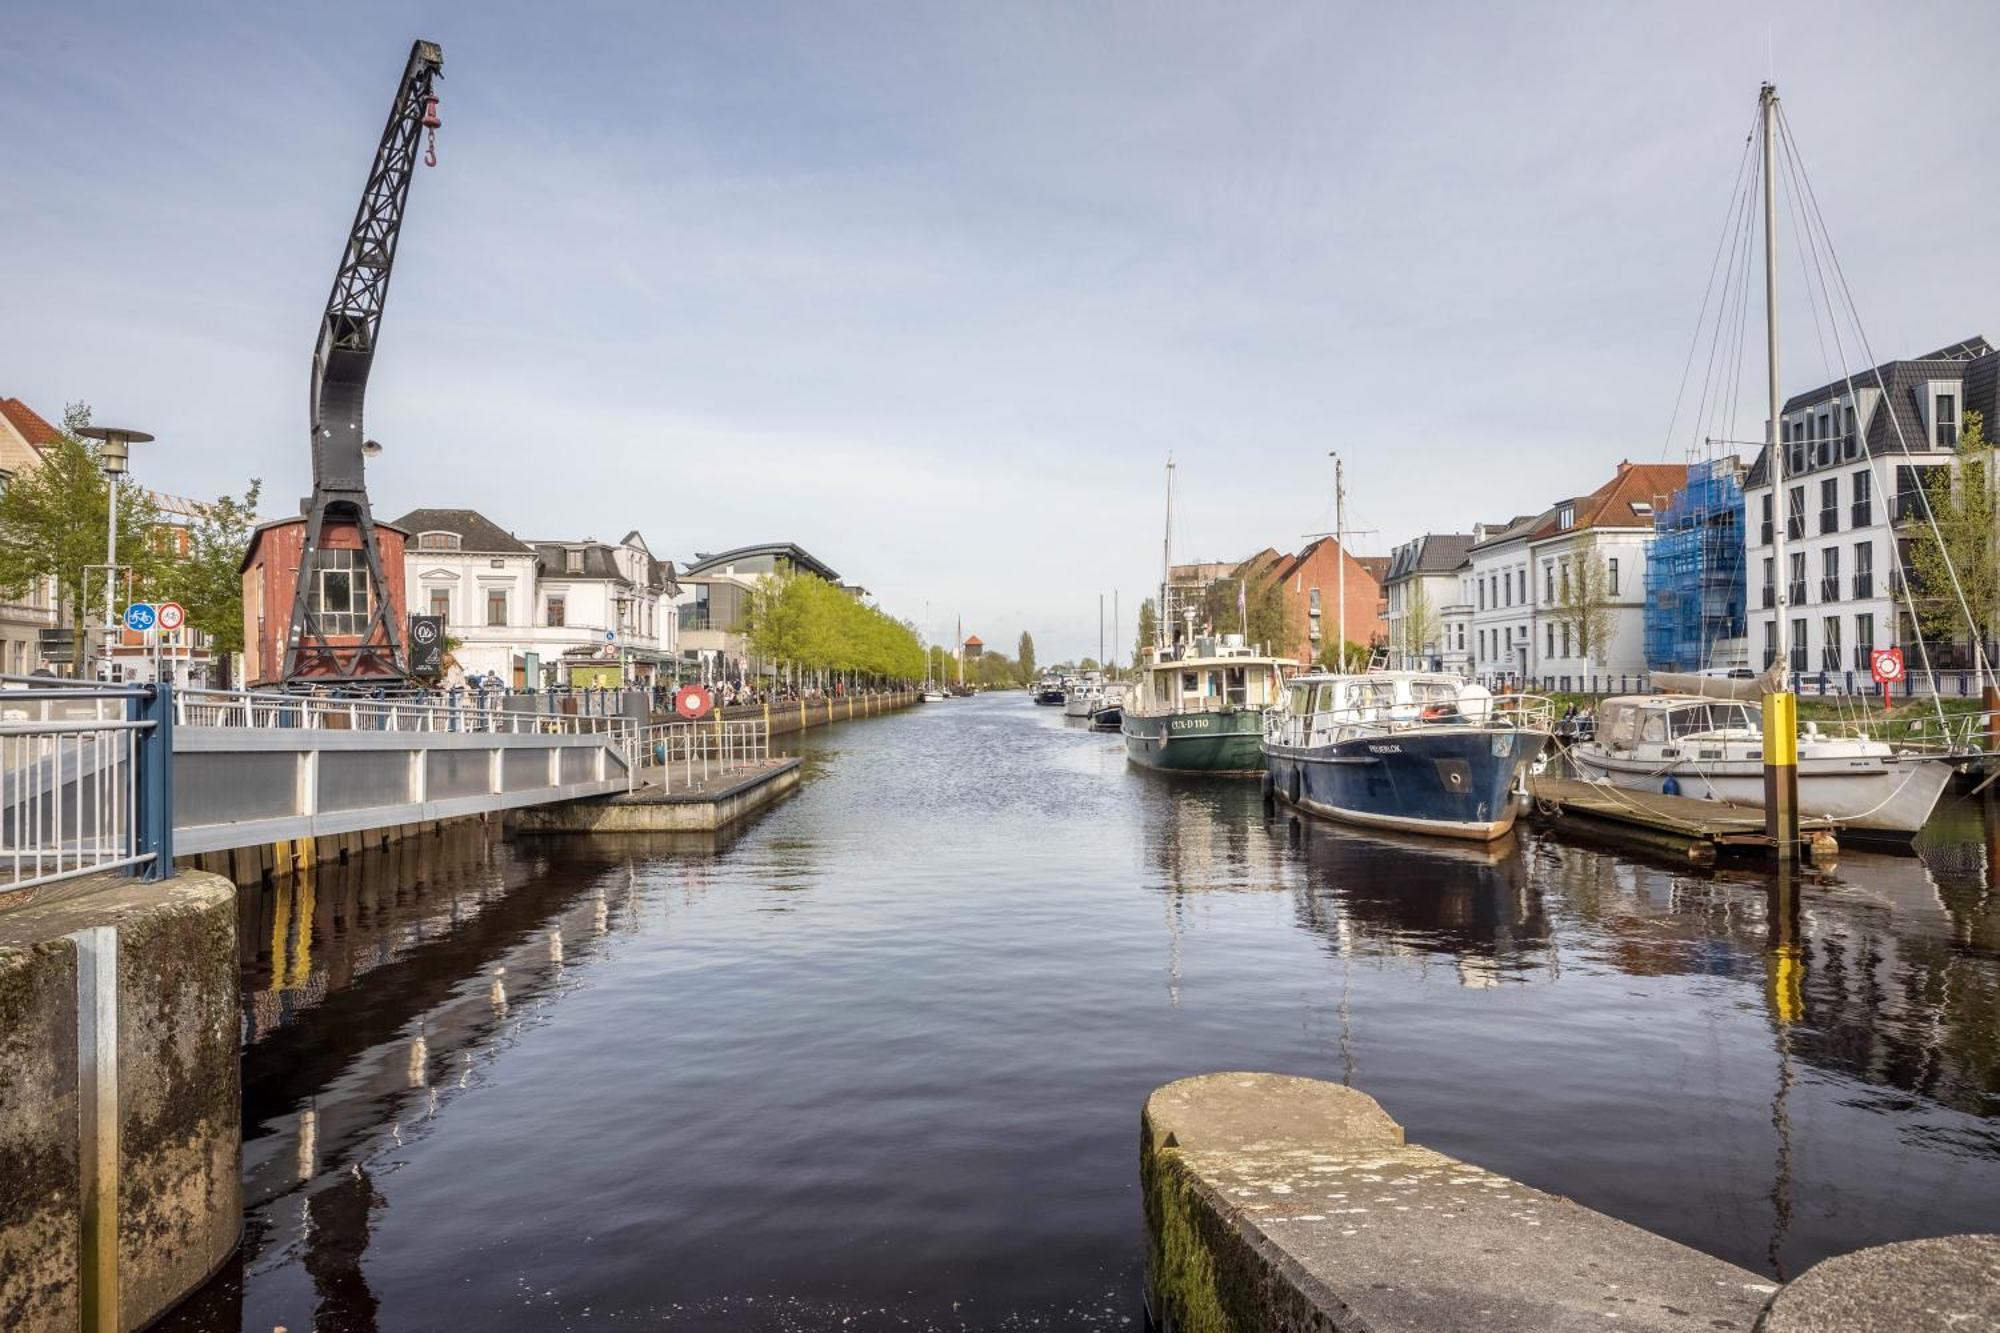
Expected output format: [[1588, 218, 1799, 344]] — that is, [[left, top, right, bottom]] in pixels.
[[1385, 533, 1475, 583], [531, 537, 677, 594], [391, 508, 535, 554], [1747, 338, 1995, 486], [0, 398, 61, 449], [1470, 463, 1686, 554], [963, 634, 983, 646]]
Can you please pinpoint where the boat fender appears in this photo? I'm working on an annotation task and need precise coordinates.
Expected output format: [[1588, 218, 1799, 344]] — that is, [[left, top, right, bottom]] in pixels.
[[1662, 774, 1681, 797], [1260, 769, 1274, 801], [1287, 767, 1302, 806]]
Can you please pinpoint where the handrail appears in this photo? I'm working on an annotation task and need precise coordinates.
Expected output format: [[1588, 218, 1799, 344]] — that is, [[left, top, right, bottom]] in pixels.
[[174, 685, 637, 740], [634, 718, 771, 793]]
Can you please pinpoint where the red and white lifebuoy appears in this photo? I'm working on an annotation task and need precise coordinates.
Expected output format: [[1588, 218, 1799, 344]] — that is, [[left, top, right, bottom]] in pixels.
[[675, 685, 714, 720]]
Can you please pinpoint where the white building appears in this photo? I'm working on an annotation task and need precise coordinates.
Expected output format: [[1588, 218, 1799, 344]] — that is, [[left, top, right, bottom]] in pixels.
[[396, 509, 679, 688], [1742, 336, 1995, 680], [674, 543, 858, 683], [0, 397, 64, 673], [1465, 462, 1686, 688], [1382, 533, 1474, 670]]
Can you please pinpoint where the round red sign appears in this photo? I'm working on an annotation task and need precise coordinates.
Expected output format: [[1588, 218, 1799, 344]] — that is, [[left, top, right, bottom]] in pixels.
[[1869, 647, 1905, 685], [674, 685, 714, 720]]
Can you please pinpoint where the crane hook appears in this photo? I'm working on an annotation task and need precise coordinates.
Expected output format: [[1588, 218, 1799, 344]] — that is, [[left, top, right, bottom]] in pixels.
[[421, 94, 441, 167]]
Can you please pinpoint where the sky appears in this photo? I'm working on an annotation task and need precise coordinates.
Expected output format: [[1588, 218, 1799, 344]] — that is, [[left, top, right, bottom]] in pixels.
[[5, 2, 2000, 664]]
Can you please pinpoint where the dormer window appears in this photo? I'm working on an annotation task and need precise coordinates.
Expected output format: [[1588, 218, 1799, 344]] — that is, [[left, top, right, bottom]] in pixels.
[[1936, 393, 1958, 447], [565, 548, 584, 574], [1631, 501, 1653, 517], [1558, 505, 1575, 531], [417, 531, 460, 551]]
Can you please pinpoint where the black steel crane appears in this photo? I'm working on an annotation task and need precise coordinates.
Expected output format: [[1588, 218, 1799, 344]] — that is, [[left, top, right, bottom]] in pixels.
[[283, 38, 444, 685]]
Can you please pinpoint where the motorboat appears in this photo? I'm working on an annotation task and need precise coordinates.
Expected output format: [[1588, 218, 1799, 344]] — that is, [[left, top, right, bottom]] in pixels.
[[1566, 694, 1952, 838], [1064, 672, 1105, 718], [1263, 671, 1552, 841], [1033, 673, 1066, 706], [1123, 635, 1294, 775], [1089, 681, 1129, 731]]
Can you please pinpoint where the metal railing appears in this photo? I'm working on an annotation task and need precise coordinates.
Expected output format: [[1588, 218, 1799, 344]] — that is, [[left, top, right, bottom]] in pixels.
[[1268, 692, 1556, 748], [634, 718, 770, 793], [1, 676, 172, 895], [174, 686, 636, 739]]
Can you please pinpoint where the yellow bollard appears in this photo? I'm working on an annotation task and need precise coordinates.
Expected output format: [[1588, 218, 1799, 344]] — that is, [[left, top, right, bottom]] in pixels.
[[1762, 690, 1799, 862]]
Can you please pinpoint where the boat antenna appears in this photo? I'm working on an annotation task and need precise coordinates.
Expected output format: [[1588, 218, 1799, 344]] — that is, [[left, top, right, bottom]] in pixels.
[[1160, 455, 1175, 651]]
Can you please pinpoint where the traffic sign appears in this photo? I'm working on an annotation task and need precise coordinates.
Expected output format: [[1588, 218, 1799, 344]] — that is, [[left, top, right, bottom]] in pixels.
[[604, 630, 616, 643], [1870, 647, 1905, 685], [156, 601, 186, 632], [123, 603, 156, 632]]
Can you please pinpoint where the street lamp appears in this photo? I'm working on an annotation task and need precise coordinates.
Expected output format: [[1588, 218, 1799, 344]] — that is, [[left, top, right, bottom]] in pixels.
[[77, 425, 155, 679], [613, 591, 632, 688]]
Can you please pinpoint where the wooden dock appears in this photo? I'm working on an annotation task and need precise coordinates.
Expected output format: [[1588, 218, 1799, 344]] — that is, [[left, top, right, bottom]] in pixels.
[[1526, 773, 1839, 866]]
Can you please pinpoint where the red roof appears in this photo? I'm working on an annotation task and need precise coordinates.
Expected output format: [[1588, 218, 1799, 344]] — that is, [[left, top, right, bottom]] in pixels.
[[0, 398, 61, 449], [963, 634, 983, 646]]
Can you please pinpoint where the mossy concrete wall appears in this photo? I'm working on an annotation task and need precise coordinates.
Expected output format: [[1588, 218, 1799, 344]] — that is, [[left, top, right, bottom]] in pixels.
[[1142, 1071, 1772, 1333], [0, 871, 240, 1332]]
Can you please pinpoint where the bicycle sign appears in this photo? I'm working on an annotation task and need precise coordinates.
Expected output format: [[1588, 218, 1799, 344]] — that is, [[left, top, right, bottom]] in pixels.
[[123, 602, 156, 633], [156, 601, 186, 632]]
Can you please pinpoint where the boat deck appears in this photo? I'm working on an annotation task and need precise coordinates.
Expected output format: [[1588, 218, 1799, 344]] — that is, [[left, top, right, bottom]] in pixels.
[[1526, 773, 1839, 866]]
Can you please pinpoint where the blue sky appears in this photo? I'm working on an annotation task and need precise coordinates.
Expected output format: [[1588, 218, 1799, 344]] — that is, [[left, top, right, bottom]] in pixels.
[[5, 2, 1998, 662]]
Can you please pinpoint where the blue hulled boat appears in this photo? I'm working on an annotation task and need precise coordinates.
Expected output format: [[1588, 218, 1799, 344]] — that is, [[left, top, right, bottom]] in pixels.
[[1263, 672, 1552, 841]]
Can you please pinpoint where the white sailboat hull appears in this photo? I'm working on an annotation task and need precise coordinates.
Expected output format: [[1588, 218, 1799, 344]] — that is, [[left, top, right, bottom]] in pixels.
[[1568, 748, 1952, 836]]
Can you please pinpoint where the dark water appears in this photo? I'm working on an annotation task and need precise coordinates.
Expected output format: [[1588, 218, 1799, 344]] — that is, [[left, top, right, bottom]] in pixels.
[[166, 694, 2000, 1331]]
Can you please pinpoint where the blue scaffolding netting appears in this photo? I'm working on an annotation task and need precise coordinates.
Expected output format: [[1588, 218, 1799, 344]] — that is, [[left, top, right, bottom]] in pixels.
[[1644, 459, 1746, 671]]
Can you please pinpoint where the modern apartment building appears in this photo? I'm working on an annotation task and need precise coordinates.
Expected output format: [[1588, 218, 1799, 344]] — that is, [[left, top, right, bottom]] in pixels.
[[1742, 336, 1996, 677]]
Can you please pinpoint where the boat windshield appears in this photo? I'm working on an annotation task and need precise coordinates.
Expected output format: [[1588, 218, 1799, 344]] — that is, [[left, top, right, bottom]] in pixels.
[[1410, 679, 1457, 706], [1667, 703, 1762, 738]]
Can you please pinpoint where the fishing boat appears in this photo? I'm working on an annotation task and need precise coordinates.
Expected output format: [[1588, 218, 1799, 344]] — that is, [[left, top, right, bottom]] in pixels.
[[1122, 635, 1294, 774], [1263, 672, 1552, 840], [1567, 691, 1951, 838]]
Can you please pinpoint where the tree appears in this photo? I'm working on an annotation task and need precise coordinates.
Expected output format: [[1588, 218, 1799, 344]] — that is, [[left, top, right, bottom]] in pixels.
[[1199, 563, 1295, 658], [1395, 578, 1441, 667], [1552, 536, 1616, 666], [1906, 409, 1999, 659], [1016, 631, 1036, 679], [0, 404, 169, 672], [1134, 597, 1158, 660], [1315, 639, 1369, 672], [169, 479, 262, 671]]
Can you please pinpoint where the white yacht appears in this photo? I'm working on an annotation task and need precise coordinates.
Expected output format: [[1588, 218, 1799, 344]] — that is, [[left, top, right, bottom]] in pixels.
[[1568, 694, 1952, 838]]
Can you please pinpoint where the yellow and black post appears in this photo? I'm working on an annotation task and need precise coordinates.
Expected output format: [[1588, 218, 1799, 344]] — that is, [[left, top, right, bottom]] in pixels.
[[1763, 689, 1799, 862]]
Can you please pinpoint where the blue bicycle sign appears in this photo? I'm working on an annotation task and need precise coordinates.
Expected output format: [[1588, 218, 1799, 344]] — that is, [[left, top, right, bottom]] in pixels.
[[123, 602, 157, 632]]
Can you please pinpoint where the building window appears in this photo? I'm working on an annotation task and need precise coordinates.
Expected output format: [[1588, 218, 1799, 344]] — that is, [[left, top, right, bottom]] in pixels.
[[1786, 486, 1805, 539], [1546, 623, 1555, 657], [1561, 623, 1572, 657], [1790, 618, 1808, 673], [307, 548, 371, 635], [1819, 478, 1838, 534], [1760, 492, 1773, 546], [1853, 542, 1873, 599], [1558, 505, 1575, 530], [486, 590, 508, 627], [1544, 563, 1554, 603], [1822, 616, 1841, 671], [1843, 405, 1857, 458], [1761, 557, 1774, 609], [1308, 587, 1321, 613], [1851, 469, 1872, 527], [1607, 558, 1619, 596], [1788, 551, 1806, 606], [1936, 393, 1958, 447], [1820, 546, 1840, 603], [427, 588, 450, 619], [417, 531, 460, 551], [1478, 579, 1486, 611], [547, 595, 566, 628], [1854, 613, 1874, 669], [1762, 620, 1776, 669], [565, 548, 584, 574]]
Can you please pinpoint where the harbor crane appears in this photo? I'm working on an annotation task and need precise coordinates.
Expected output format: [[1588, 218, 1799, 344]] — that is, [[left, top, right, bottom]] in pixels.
[[282, 39, 444, 684]]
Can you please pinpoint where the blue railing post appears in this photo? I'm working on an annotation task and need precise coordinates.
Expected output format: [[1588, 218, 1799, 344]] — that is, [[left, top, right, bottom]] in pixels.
[[131, 681, 174, 881]]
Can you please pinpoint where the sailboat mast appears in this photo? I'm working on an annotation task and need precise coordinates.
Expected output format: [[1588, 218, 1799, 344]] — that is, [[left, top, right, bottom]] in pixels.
[[1098, 593, 1104, 669], [1333, 452, 1347, 670], [1160, 457, 1175, 650], [1759, 81, 1800, 865], [1763, 83, 1788, 672]]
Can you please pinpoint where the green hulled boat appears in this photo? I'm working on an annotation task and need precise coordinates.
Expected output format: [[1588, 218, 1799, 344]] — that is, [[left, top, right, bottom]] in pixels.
[[1122, 635, 1294, 775]]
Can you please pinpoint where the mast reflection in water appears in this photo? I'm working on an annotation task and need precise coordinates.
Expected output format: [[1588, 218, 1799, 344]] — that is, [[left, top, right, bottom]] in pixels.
[[163, 697, 2000, 1331]]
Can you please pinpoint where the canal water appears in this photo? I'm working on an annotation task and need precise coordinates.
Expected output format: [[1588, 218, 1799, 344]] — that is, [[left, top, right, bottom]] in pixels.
[[165, 693, 2000, 1331]]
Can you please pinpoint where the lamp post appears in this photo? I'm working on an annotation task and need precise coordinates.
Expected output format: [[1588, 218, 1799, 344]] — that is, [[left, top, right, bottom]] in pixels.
[[77, 425, 155, 679], [613, 591, 632, 688]]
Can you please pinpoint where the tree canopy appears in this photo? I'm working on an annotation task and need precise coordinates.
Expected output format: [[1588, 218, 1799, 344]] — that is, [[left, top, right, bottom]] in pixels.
[[1906, 409, 1999, 658], [744, 570, 927, 680], [1016, 631, 1036, 678]]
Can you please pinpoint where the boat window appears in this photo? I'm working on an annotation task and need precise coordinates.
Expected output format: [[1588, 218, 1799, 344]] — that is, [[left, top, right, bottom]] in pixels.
[[1314, 683, 1336, 714], [1203, 671, 1222, 698], [1601, 704, 1640, 748], [1225, 668, 1247, 705], [1180, 671, 1199, 696], [1669, 706, 1716, 739], [1410, 680, 1456, 705], [1289, 684, 1313, 714], [1740, 705, 1763, 732], [1640, 712, 1668, 743]]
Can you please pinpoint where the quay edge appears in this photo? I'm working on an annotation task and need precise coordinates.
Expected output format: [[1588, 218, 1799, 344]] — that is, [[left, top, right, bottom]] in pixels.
[[0, 870, 241, 1333]]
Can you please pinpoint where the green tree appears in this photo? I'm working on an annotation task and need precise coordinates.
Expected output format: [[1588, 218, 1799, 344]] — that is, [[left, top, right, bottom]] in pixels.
[[1199, 564, 1295, 657], [1395, 578, 1441, 667], [1016, 631, 1036, 679], [1134, 597, 1158, 659], [167, 480, 262, 671], [0, 404, 169, 673], [1907, 409, 2000, 658], [1314, 639, 1370, 672], [1552, 537, 1615, 666]]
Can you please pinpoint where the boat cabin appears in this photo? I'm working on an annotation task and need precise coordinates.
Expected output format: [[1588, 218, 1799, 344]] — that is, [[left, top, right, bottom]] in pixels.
[[1593, 696, 1763, 755], [1135, 634, 1291, 714]]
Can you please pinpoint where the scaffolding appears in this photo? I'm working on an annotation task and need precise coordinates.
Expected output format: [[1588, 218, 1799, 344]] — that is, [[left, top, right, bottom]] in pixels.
[[1643, 459, 1747, 671]]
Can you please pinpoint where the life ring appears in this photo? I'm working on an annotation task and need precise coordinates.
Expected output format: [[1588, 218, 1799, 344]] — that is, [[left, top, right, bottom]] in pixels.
[[1419, 703, 1453, 722], [675, 685, 714, 720]]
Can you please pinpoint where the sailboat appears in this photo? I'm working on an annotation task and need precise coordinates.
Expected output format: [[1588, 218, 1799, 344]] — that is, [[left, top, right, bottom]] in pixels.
[[1566, 84, 1953, 840], [920, 605, 946, 703]]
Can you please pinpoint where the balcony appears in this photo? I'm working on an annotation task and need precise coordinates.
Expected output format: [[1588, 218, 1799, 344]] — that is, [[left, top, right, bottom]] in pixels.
[[1818, 578, 1840, 603], [1891, 495, 1926, 523]]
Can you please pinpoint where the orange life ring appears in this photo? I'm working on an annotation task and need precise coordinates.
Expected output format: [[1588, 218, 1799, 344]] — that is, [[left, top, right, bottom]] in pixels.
[[675, 685, 713, 720]]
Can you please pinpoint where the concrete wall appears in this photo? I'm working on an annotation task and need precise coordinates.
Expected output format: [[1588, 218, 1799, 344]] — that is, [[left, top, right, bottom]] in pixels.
[[704, 688, 919, 739], [0, 871, 241, 1332]]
